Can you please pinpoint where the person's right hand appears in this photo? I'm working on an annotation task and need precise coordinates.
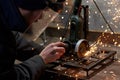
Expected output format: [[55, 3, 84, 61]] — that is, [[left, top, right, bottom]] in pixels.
[[39, 42, 66, 64]]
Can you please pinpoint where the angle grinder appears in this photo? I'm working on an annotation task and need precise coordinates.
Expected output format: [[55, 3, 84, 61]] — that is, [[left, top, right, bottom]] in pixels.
[[74, 39, 90, 58], [63, 39, 90, 58]]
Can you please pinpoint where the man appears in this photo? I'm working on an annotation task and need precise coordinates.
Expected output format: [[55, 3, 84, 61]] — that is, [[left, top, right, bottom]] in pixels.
[[0, 0, 65, 80]]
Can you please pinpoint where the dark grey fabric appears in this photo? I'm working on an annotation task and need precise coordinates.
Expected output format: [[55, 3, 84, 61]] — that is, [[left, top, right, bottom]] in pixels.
[[15, 55, 45, 80], [0, 28, 46, 80], [13, 31, 44, 61], [0, 0, 46, 80]]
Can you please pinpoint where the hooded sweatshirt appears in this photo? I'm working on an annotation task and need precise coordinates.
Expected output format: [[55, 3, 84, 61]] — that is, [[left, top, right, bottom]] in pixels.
[[0, 0, 47, 80]]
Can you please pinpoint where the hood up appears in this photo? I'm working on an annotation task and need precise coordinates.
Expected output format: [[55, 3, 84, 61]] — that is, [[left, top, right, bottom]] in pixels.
[[0, 0, 27, 32]]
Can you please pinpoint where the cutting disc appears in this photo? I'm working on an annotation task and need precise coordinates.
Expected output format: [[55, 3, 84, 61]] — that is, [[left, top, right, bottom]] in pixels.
[[75, 39, 89, 58]]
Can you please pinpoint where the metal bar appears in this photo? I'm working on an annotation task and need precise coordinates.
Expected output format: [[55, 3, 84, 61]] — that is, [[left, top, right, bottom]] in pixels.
[[84, 51, 116, 71]]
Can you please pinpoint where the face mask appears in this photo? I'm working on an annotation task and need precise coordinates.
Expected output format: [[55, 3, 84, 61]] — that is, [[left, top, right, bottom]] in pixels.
[[22, 9, 59, 41]]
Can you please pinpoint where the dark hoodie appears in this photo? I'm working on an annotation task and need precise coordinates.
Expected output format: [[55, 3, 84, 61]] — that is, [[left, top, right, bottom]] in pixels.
[[0, 0, 27, 32], [0, 0, 47, 80], [0, 0, 47, 32]]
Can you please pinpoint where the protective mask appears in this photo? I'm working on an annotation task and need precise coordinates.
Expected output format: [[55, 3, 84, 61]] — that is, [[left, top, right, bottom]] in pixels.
[[22, 9, 59, 41]]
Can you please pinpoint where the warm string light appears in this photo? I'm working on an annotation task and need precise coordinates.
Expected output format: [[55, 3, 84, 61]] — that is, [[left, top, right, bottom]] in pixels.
[[53, 0, 70, 41], [65, 1, 69, 6], [48, 14, 52, 18]]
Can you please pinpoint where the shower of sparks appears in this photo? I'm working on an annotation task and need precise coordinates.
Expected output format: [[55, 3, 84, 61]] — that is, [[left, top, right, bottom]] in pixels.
[[84, 44, 98, 57], [83, 0, 120, 32], [80, 0, 120, 58]]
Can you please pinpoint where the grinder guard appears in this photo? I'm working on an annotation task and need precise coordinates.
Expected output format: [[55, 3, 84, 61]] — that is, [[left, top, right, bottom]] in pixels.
[[75, 39, 90, 58]]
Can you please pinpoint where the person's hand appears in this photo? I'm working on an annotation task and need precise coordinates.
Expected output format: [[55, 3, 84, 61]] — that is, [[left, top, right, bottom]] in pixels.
[[39, 42, 66, 64]]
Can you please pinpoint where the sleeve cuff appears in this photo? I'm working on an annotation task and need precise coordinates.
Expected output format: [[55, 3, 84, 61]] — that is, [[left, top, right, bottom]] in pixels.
[[20, 55, 46, 80]]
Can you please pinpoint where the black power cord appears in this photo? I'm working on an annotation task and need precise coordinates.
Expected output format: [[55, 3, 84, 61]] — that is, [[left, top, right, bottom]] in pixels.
[[93, 0, 115, 34]]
